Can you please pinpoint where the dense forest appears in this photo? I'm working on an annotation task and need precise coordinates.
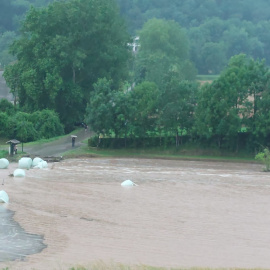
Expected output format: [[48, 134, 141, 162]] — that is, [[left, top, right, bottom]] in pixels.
[[2, 0, 270, 74], [1, 0, 270, 153]]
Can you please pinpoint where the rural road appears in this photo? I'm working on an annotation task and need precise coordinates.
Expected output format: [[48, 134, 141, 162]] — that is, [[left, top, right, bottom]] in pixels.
[[23, 128, 92, 157]]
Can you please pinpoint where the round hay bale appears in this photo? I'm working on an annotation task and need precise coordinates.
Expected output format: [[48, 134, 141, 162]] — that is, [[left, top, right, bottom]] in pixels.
[[0, 158, 9, 169], [19, 157, 32, 170], [0, 190, 9, 203], [14, 169, 26, 177], [121, 180, 137, 186], [32, 157, 43, 167], [41, 161, 48, 168]]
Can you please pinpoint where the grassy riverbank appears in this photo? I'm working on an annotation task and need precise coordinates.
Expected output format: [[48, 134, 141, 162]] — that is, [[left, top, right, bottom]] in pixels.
[[63, 142, 256, 163], [0, 132, 257, 163]]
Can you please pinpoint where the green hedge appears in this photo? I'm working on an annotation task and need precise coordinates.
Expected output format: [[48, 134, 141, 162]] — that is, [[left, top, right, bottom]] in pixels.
[[88, 135, 191, 149], [88, 132, 267, 153]]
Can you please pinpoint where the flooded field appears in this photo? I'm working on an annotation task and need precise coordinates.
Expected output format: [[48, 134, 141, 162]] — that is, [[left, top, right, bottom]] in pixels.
[[0, 206, 46, 262], [0, 158, 270, 270]]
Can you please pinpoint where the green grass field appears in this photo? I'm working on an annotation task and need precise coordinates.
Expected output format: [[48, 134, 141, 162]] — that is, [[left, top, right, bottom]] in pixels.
[[197, 74, 220, 81]]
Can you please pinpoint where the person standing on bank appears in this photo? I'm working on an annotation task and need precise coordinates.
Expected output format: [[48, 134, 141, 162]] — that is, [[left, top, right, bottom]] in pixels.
[[72, 137, 75, 147], [14, 144, 17, 154]]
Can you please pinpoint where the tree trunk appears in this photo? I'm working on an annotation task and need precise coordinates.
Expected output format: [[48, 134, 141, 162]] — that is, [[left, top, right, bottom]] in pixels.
[[72, 65, 76, 83]]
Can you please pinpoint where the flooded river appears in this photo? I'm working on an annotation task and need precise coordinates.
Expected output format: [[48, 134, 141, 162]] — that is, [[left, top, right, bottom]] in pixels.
[[0, 158, 270, 269], [0, 206, 46, 262]]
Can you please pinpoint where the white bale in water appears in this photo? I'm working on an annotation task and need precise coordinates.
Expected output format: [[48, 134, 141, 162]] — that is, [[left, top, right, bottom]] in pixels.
[[32, 157, 43, 167], [33, 163, 43, 169], [33, 160, 48, 169], [19, 157, 32, 170], [121, 180, 137, 186], [0, 158, 9, 169], [0, 190, 9, 203], [14, 168, 26, 177], [41, 161, 48, 168]]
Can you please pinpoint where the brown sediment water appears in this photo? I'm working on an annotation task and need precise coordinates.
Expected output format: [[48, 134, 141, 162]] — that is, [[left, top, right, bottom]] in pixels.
[[0, 205, 46, 262], [0, 158, 270, 270]]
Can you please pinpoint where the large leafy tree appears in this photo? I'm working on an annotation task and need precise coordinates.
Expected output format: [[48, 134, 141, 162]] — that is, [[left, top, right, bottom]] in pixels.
[[85, 78, 115, 137], [130, 81, 160, 137], [85, 78, 134, 138], [4, 0, 130, 130], [134, 18, 196, 88], [160, 69, 198, 145]]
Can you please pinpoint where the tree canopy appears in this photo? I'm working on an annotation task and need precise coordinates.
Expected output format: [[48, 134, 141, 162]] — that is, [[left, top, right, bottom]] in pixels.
[[134, 18, 196, 88], [2, 0, 270, 73], [4, 0, 130, 130]]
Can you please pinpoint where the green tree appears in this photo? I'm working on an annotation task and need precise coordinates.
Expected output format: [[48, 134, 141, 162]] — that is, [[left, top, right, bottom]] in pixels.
[[160, 69, 198, 145], [85, 78, 115, 137], [0, 112, 9, 137], [135, 18, 196, 87], [31, 109, 64, 139], [110, 90, 134, 140], [200, 42, 227, 74], [12, 112, 38, 143], [0, 98, 16, 115], [0, 31, 17, 68], [130, 81, 160, 137], [4, 0, 130, 130]]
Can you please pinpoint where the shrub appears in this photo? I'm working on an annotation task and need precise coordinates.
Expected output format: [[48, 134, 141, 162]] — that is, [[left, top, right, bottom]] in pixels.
[[255, 148, 270, 171], [31, 109, 64, 139]]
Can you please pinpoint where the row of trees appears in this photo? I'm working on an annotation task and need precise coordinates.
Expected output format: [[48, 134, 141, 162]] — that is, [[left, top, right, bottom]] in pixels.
[[86, 54, 270, 151], [117, 0, 270, 32]]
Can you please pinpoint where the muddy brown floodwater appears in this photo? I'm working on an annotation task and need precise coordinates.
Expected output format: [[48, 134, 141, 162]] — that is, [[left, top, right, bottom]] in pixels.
[[0, 158, 270, 270]]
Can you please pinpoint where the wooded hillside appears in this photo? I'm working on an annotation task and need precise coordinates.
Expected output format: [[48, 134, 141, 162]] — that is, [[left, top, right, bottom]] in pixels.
[[1, 0, 270, 74]]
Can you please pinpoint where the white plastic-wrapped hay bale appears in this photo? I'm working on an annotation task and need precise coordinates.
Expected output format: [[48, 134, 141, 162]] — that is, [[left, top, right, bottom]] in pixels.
[[14, 168, 25, 177], [33, 160, 48, 169], [0, 158, 9, 169], [121, 180, 138, 186], [18, 157, 32, 170], [0, 190, 9, 203], [34, 162, 43, 169], [41, 160, 48, 168], [32, 157, 43, 167]]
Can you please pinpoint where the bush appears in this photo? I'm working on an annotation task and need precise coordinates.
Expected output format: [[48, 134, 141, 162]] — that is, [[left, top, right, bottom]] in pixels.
[[0, 98, 16, 115], [255, 148, 270, 171], [31, 109, 64, 139]]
